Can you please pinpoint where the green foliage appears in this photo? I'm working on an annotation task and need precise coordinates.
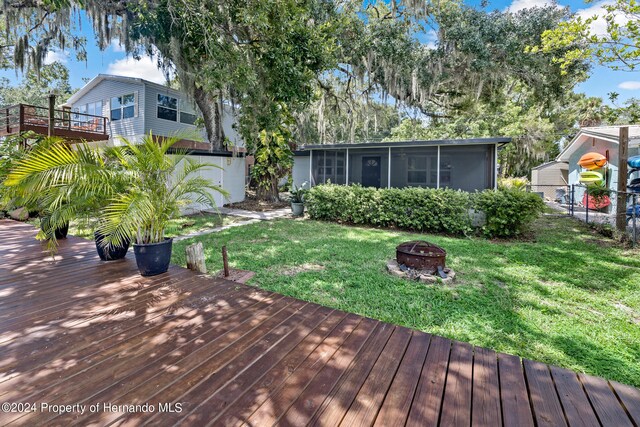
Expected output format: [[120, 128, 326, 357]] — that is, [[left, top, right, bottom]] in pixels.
[[498, 177, 530, 191], [0, 62, 74, 106], [306, 184, 544, 238], [4, 133, 227, 250], [0, 133, 48, 211], [305, 184, 473, 235], [251, 127, 295, 201], [475, 188, 545, 237], [288, 183, 308, 204], [534, 0, 640, 72]]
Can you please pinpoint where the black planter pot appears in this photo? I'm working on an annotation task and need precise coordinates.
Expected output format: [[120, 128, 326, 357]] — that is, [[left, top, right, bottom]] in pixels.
[[94, 232, 130, 261], [40, 217, 69, 239], [133, 238, 173, 277]]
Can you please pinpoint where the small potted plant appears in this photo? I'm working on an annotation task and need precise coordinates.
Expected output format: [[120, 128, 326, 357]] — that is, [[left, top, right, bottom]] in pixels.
[[289, 183, 307, 216]]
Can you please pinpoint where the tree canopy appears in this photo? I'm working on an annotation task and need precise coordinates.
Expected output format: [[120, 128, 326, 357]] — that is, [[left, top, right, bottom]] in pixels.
[[533, 0, 640, 72], [0, 0, 612, 185]]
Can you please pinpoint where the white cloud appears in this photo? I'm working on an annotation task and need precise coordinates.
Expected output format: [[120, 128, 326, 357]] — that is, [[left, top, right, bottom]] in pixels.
[[109, 39, 126, 53], [618, 81, 640, 90], [506, 0, 556, 13], [575, 1, 629, 36], [106, 55, 170, 84], [424, 29, 438, 49], [43, 49, 69, 65]]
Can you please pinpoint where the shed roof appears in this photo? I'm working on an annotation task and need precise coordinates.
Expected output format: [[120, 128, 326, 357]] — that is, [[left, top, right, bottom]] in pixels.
[[297, 137, 511, 151], [531, 160, 568, 171]]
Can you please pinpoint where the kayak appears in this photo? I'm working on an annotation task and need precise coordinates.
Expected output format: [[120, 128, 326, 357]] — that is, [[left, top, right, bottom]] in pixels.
[[628, 155, 640, 169], [582, 193, 611, 210], [579, 170, 604, 184], [578, 152, 608, 170], [627, 205, 640, 217]]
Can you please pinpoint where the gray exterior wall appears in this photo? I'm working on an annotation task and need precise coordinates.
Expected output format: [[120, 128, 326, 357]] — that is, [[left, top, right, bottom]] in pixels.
[[68, 79, 146, 140], [143, 85, 205, 140], [292, 156, 310, 188], [70, 78, 244, 149]]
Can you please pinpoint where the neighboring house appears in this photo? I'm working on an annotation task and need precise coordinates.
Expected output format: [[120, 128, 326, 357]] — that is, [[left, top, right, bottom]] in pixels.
[[556, 125, 640, 210], [62, 74, 246, 206], [531, 161, 569, 199], [292, 138, 509, 192]]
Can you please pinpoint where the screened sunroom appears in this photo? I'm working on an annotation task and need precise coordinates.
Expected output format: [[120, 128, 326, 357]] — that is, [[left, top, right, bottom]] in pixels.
[[292, 138, 510, 192]]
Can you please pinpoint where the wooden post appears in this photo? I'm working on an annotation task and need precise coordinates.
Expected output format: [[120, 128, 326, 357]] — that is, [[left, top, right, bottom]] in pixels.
[[48, 94, 56, 137], [185, 242, 207, 274], [222, 246, 230, 277], [616, 126, 629, 232]]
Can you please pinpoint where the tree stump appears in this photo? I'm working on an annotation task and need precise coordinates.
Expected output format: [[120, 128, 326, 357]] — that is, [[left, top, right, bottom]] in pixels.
[[185, 242, 207, 274]]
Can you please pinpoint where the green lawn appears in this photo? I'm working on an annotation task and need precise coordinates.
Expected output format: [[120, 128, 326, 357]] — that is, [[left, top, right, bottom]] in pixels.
[[171, 215, 640, 387]]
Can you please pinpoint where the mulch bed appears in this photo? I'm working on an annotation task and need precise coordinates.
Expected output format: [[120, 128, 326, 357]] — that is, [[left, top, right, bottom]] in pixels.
[[224, 190, 289, 212]]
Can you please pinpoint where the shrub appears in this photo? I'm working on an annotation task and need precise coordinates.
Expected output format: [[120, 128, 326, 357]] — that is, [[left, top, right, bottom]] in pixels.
[[474, 188, 545, 237], [305, 184, 473, 235], [305, 184, 544, 238]]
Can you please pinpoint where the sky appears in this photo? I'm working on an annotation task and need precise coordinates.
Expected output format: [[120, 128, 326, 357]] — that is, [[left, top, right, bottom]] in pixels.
[[1, 0, 638, 105]]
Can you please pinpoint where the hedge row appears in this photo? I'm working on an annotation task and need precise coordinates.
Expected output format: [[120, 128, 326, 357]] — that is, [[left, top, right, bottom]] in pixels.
[[304, 184, 544, 238]]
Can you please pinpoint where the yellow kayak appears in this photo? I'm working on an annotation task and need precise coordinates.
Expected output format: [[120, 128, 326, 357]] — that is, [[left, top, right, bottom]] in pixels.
[[579, 171, 604, 184]]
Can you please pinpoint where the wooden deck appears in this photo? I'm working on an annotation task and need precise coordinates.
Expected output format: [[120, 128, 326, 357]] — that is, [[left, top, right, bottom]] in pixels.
[[1, 219, 639, 426]]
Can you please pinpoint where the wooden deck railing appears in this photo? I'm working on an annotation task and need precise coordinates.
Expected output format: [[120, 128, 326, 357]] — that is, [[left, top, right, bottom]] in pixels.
[[0, 103, 108, 141]]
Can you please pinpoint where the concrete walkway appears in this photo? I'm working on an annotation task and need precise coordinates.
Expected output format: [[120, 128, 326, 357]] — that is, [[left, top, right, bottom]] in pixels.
[[173, 207, 292, 242], [211, 206, 291, 220]]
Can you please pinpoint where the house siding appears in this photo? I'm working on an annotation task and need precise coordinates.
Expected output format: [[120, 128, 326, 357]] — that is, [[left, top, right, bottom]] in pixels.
[[144, 85, 205, 140], [531, 162, 568, 199], [69, 79, 146, 140]]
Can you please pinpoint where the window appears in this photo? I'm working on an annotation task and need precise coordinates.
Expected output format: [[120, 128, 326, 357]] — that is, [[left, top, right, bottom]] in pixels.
[[157, 94, 178, 121], [111, 94, 135, 121], [407, 155, 439, 186], [87, 101, 102, 117], [179, 99, 197, 125]]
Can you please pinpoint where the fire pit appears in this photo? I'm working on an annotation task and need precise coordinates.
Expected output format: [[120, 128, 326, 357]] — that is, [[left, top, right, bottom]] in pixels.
[[396, 241, 446, 273], [387, 240, 455, 285]]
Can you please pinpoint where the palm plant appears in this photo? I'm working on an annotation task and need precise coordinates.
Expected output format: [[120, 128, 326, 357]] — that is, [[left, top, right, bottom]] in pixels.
[[5, 132, 227, 255]]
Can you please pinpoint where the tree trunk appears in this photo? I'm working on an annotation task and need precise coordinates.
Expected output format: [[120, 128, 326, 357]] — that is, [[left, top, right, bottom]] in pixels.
[[193, 86, 225, 151], [616, 126, 629, 232], [255, 176, 280, 202]]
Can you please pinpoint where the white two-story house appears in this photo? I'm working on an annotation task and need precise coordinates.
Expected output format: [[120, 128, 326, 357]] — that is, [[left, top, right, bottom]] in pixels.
[[62, 74, 246, 207]]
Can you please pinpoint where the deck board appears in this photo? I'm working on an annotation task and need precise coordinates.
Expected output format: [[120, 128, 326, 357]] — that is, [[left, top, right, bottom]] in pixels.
[[0, 219, 638, 426]]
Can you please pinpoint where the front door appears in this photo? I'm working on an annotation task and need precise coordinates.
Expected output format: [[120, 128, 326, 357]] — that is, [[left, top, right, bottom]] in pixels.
[[362, 156, 382, 188]]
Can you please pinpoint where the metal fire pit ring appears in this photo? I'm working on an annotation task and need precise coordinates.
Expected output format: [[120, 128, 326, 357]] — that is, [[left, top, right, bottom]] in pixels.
[[396, 240, 446, 273]]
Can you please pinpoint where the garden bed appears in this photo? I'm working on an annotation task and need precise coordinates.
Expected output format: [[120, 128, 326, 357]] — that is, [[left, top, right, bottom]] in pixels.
[[172, 214, 640, 387]]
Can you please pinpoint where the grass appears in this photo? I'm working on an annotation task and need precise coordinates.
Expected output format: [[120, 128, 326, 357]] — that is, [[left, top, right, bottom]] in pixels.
[[172, 215, 640, 387], [28, 212, 240, 239]]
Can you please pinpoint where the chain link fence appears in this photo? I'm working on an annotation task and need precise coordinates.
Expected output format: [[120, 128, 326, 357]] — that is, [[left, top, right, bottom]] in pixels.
[[527, 184, 639, 246]]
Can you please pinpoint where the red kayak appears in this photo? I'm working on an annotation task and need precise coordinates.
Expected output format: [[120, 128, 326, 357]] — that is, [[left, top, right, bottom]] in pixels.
[[582, 193, 611, 210], [578, 152, 608, 170]]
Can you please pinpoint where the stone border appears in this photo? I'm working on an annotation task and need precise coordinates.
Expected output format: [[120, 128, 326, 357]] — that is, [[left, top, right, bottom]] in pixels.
[[386, 259, 456, 285]]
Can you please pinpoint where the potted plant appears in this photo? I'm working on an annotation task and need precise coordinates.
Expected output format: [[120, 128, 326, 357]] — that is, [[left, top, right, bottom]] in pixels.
[[289, 183, 307, 216], [6, 133, 226, 274]]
